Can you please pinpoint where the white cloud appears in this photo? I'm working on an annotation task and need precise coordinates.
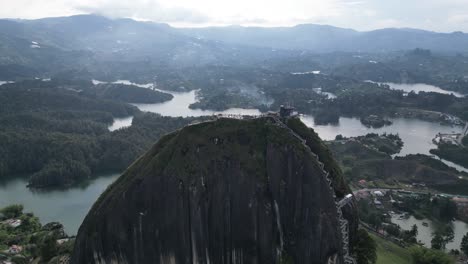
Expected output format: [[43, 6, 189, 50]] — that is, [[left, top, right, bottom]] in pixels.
[[75, 0, 209, 23], [448, 14, 468, 24], [0, 0, 78, 19], [0, 0, 467, 32]]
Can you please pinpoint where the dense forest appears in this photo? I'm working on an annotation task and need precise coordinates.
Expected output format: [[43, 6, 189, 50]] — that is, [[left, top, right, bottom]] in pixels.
[[2, 55, 468, 188], [327, 134, 468, 194], [331, 49, 468, 94], [0, 84, 204, 188], [430, 142, 468, 169], [0, 82, 137, 117], [82, 83, 173, 104], [186, 68, 468, 125]]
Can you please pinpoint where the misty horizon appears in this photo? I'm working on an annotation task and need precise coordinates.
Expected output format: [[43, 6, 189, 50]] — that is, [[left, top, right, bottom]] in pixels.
[[1, 13, 467, 35], [2, 0, 468, 33]]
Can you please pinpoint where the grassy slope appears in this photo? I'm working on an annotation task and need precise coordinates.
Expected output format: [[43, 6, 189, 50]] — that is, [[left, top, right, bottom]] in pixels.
[[370, 234, 412, 264]]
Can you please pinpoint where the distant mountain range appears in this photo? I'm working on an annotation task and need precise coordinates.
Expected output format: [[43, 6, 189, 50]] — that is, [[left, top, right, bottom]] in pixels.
[[0, 15, 295, 79], [1, 14, 468, 79], [1, 15, 468, 55], [179, 24, 468, 53]]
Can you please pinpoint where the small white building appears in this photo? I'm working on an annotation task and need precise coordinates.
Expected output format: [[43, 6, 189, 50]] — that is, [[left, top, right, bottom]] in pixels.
[[3, 219, 22, 228], [373, 190, 384, 197], [57, 238, 70, 245]]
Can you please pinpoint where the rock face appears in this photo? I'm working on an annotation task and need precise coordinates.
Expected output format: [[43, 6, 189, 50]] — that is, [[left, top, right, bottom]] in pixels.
[[71, 117, 356, 264]]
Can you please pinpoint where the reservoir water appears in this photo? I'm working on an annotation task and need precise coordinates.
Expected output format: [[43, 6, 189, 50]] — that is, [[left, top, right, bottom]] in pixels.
[[391, 213, 468, 250], [133, 90, 262, 117], [123, 82, 465, 158], [0, 174, 119, 235], [384, 82, 465, 98], [2, 83, 467, 236], [300, 115, 462, 156]]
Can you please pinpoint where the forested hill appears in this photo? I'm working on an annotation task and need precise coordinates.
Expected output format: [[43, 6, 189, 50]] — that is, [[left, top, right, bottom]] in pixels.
[[3, 15, 468, 81], [0, 15, 295, 80], [0, 83, 203, 188], [0, 83, 138, 116], [180, 25, 468, 53], [83, 83, 173, 104]]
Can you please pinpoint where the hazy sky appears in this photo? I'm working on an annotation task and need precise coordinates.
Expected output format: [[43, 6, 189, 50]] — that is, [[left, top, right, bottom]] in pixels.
[[1, 0, 468, 32]]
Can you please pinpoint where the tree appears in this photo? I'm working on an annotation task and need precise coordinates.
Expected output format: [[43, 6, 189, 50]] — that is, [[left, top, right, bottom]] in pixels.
[[19, 213, 41, 233], [335, 134, 344, 140], [432, 226, 454, 250], [1, 204, 23, 218], [353, 229, 377, 264], [403, 230, 418, 244], [368, 212, 383, 229], [461, 232, 468, 256], [411, 224, 418, 237], [384, 224, 401, 237], [40, 234, 59, 262], [401, 224, 418, 244], [442, 226, 454, 247], [410, 247, 454, 264], [432, 234, 445, 250]]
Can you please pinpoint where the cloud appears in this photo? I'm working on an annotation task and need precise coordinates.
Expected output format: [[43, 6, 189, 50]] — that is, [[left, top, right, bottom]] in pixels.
[[0, 0, 468, 32], [448, 14, 468, 24], [0, 0, 78, 19], [92, 0, 349, 27], [74, 0, 210, 23], [342, 1, 365, 6]]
